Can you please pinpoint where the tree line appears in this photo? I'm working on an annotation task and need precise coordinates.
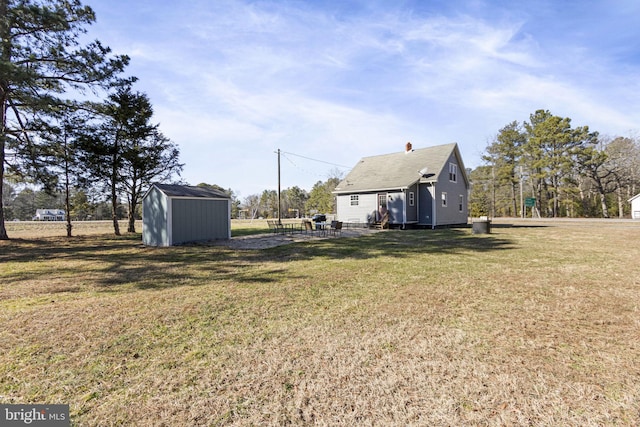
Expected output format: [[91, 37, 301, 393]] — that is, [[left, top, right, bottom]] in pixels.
[[1, 0, 182, 239], [471, 110, 639, 218], [239, 176, 341, 220]]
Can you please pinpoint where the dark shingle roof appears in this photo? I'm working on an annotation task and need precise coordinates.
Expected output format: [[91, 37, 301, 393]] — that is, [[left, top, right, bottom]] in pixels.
[[333, 143, 464, 194], [152, 184, 230, 199]]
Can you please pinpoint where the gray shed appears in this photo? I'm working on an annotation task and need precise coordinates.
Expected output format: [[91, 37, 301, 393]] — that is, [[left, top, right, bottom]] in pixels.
[[142, 183, 231, 246]]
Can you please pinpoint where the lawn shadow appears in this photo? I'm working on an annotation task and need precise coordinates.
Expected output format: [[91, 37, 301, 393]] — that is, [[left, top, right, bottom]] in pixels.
[[0, 228, 514, 293]]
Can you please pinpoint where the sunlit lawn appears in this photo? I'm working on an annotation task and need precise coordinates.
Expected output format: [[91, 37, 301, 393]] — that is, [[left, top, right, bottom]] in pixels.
[[1, 219, 639, 425]]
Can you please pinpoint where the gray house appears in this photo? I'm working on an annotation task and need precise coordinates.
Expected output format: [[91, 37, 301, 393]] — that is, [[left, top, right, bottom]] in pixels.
[[142, 183, 231, 246], [333, 142, 469, 228]]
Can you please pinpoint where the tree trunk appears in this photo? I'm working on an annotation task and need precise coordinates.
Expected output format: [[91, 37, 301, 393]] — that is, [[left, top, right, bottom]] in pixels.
[[510, 181, 517, 218], [64, 135, 73, 238], [599, 192, 609, 218], [0, 0, 10, 240], [0, 131, 7, 240], [111, 163, 120, 236], [127, 189, 136, 233], [616, 188, 625, 218]]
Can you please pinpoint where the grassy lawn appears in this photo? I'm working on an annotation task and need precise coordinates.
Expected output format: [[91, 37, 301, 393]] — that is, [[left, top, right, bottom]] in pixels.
[[1, 220, 639, 425]]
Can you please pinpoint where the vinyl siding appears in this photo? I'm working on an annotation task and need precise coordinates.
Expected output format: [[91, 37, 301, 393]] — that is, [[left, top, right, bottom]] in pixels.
[[171, 198, 230, 244], [142, 186, 170, 246]]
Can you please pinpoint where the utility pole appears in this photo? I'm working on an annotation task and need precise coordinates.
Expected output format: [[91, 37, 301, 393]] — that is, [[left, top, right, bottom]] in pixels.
[[277, 148, 281, 223], [520, 165, 524, 218]]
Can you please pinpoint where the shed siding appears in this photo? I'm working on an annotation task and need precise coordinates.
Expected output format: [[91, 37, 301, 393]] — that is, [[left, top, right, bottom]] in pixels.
[[142, 187, 169, 246], [171, 198, 230, 244]]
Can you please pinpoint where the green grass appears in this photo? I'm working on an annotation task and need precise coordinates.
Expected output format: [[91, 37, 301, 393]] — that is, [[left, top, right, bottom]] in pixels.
[[1, 220, 639, 425]]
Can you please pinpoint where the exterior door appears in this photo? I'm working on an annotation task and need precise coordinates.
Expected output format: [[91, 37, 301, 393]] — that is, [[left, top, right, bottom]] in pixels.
[[377, 193, 388, 221]]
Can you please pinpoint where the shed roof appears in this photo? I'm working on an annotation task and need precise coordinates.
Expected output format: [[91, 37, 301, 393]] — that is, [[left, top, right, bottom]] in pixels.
[[333, 142, 466, 194], [150, 183, 230, 199]]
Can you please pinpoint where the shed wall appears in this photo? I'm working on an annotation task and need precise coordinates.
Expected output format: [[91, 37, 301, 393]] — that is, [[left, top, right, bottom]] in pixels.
[[171, 198, 230, 244], [142, 187, 169, 246]]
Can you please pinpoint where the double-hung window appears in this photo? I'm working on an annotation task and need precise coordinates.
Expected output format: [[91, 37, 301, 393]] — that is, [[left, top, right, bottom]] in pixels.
[[449, 163, 457, 182], [350, 195, 359, 206]]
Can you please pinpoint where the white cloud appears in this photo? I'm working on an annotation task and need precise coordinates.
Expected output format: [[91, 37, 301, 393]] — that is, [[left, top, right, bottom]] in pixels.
[[86, 0, 640, 196]]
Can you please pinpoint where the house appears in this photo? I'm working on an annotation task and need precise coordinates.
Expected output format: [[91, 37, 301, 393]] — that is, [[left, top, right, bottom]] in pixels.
[[33, 209, 65, 221], [333, 142, 469, 228], [142, 183, 231, 246], [629, 193, 640, 219]]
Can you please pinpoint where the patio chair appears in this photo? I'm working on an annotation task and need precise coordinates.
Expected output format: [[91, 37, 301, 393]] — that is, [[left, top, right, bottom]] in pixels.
[[304, 220, 324, 236], [328, 221, 343, 236], [267, 220, 285, 234]]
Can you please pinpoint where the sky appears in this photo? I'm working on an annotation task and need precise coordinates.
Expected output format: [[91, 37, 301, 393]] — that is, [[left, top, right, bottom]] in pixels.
[[84, 0, 640, 199]]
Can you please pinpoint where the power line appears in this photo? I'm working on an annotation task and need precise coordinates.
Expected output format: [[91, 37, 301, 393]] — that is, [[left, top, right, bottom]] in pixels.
[[280, 150, 352, 169]]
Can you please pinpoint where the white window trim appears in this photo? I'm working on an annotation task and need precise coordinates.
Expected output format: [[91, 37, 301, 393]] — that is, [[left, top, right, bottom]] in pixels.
[[441, 192, 447, 207]]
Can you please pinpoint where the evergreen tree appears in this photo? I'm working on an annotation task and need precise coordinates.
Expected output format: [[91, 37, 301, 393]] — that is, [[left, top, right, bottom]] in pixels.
[[80, 86, 182, 234], [0, 0, 130, 239], [483, 121, 526, 216]]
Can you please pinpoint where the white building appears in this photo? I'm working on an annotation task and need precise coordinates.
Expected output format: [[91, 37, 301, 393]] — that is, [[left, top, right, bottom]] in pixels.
[[33, 209, 66, 221], [629, 193, 640, 219]]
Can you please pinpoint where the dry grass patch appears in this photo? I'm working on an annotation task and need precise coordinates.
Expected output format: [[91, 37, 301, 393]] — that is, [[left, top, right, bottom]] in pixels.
[[1, 220, 639, 425]]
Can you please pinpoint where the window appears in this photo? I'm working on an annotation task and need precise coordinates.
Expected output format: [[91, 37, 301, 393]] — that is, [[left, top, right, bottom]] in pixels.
[[350, 195, 359, 206], [441, 192, 447, 207], [449, 163, 457, 182], [409, 191, 415, 207], [459, 195, 464, 212]]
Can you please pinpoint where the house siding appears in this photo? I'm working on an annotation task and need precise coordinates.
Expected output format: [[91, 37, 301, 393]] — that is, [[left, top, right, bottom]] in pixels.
[[171, 198, 230, 244], [418, 184, 434, 226], [406, 183, 418, 223], [336, 193, 379, 224], [142, 186, 170, 246], [432, 153, 468, 226]]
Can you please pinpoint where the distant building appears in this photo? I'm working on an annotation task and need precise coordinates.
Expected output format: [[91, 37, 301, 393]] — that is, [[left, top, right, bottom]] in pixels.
[[629, 193, 640, 219], [33, 209, 66, 221]]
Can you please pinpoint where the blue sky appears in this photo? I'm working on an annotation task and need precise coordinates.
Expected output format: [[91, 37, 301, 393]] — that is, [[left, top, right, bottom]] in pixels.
[[86, 0, 640, 199]]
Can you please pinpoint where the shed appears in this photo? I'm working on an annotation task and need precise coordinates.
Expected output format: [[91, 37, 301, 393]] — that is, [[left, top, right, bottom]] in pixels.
[[142, 183, 231, 246], [630, 193, 640, 219]]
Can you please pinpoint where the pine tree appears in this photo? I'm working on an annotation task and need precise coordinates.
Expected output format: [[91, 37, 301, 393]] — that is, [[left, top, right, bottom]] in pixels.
[[0, 0, 130, 239]]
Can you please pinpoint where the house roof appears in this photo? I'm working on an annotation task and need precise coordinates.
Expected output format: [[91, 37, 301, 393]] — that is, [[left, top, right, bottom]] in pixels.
[[150, 183, 230, 199], [333, 142, 467, 194]]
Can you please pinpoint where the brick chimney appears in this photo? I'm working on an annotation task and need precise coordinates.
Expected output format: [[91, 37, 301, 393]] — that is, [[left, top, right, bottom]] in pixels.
[[405, 142, 413, 153]]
